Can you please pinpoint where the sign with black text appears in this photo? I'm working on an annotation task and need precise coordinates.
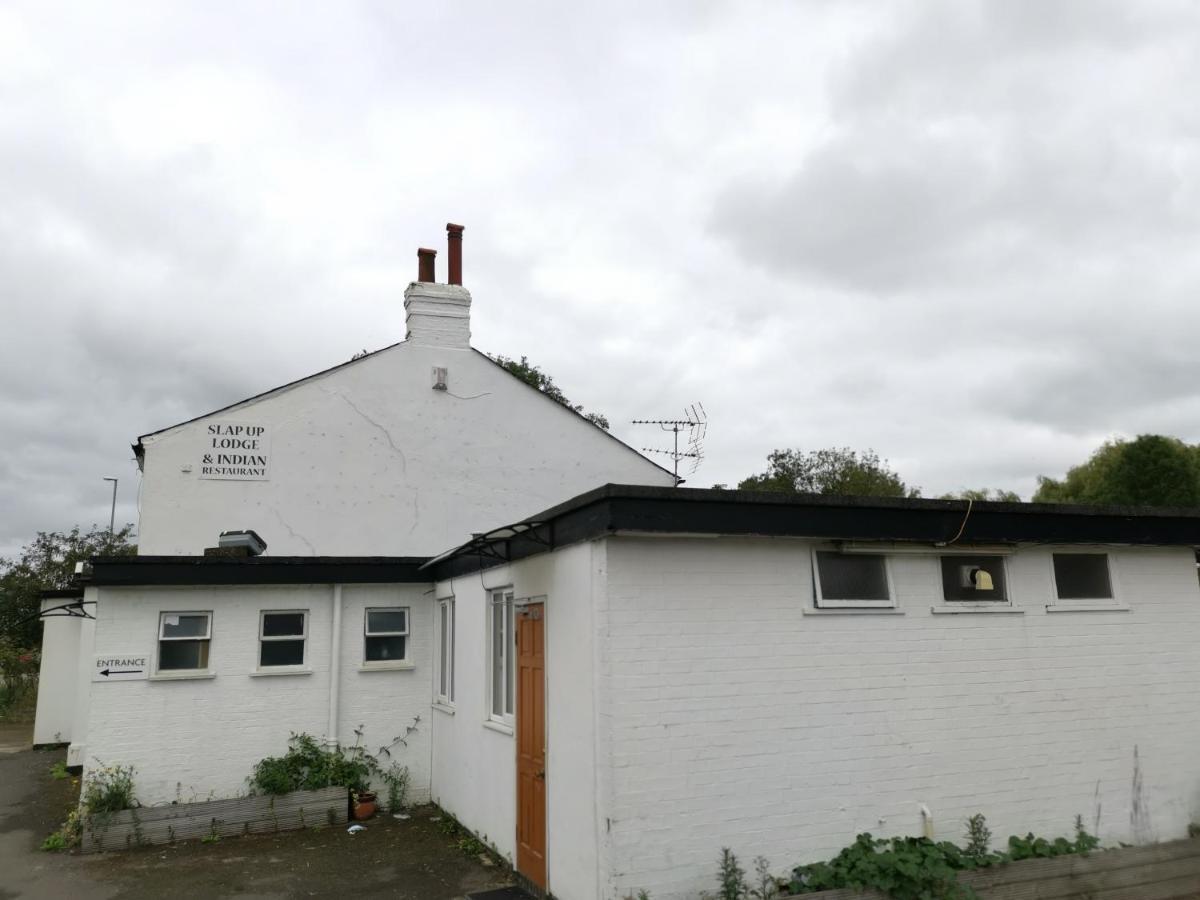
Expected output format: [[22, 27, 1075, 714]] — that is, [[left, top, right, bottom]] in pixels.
[[199, 423, 271, 481], [92, 654, 150, 682]]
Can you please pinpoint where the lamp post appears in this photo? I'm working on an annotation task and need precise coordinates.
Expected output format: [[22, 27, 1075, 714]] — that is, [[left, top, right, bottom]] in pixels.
[[102, 477, 118, 535]]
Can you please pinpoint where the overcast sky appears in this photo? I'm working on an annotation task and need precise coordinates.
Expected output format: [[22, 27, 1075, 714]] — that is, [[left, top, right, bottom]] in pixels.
[[4, 0, 1200, 557]]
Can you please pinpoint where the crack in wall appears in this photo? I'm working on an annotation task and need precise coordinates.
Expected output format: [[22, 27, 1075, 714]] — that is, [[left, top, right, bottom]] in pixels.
[[322, 387, 408, 476], [266, 505, 318, 555]]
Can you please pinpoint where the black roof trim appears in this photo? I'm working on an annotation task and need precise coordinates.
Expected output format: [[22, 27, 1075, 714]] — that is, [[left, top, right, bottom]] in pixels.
[[427, 483, 1200, 580], [472, 350, 675, 481], [86, 555, 431, 586], [133, 343, 403, 458]]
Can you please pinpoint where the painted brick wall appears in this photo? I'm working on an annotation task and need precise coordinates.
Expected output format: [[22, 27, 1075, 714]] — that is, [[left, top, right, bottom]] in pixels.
[[598, 537, 1200, 900], [85, 583, 433, 807]]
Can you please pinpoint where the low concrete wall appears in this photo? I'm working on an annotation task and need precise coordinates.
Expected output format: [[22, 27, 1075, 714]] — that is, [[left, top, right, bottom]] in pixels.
[[799, 836, 1200, 899], [81, 786, 347, 852]]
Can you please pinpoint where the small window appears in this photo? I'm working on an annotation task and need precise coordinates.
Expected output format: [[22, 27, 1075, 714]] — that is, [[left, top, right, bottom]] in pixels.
[[1053, 553, 1113, 600], [259, 611, 307, 668], [365, 607, 409, 663], [489, 590, 514, 725], [814, 551, 893, 607], [158, 612, 211, 672], [436, 598, 455, 705], [940, 555, 1008, 602]]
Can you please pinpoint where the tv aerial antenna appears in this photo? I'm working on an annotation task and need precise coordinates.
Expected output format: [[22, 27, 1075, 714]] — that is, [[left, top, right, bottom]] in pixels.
[[631, 403, 707, 486]]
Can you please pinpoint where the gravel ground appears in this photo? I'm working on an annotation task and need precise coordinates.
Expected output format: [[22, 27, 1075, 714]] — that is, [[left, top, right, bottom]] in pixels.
[[0, 739, 513, 900]]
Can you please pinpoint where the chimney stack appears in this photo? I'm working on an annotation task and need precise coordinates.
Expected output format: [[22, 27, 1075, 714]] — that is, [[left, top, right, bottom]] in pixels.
[[417, 248, 437, 283], [404, 222, 472, 349], [446, 223, 464, 286]]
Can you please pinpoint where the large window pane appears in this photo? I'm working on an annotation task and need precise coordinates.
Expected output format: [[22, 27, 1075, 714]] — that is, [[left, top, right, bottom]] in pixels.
[[365, 635, 406, 662], [159, 640, 209, 670], [816, 552, 889, 602], [260, 640, 305, 667], [504, 598, 514, 715], [491, 603, 504, 716], [1053, 554, 1113, 599], [262, 612, 305, 637], [439, 604, 449, 696]]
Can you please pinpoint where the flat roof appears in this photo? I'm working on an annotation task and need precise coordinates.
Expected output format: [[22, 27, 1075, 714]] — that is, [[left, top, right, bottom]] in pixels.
[[426, 483, 1200, 580], [84, 556, 431, 586]]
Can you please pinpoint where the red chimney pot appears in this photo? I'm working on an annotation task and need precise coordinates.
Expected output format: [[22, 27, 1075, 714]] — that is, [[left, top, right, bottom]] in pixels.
[[446, 223, 464, 286], [417, 247, 437, 283]]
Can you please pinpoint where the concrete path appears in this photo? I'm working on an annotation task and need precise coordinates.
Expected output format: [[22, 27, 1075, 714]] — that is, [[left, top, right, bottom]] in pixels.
[[0, 742, 512, 899]]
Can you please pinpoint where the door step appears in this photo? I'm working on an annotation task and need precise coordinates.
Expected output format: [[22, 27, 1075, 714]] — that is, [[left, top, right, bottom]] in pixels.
[[464, 888, 536, 900]]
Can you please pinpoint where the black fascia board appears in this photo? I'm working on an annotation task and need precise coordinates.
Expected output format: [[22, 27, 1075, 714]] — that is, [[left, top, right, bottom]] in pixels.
[[426, 483, 1200, 580], [39, 588, 86, 600], [87, 556, 431, 586]]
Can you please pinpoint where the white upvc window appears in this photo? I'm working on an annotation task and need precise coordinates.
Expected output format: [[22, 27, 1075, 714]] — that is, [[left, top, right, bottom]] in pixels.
[[1047, 550, 1126, 611], [259, 610, 308, 668], [364, 607, 410, 664], [157, 611, 212, 672], [812, 549, 895, 609], [436, 598, 455, 706], [939, 554, 1011, 604], [488, 589, 515, 726]]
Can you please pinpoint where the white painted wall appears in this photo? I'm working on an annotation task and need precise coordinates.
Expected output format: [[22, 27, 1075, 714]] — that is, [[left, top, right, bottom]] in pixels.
[[33, 601, 86, 745], [137, 341, 672, 556], [430, 542, 602, 899], [84, 582, 432, 807], [597, 537, 1200, 900]]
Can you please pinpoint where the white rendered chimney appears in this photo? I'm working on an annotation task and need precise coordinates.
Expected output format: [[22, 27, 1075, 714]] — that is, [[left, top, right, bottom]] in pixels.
[[404, 282, 472, 348], [403, 224, 471, 349]]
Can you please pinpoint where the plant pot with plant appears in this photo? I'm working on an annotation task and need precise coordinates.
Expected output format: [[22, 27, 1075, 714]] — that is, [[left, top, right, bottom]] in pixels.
[[352, 790, 377, 821]]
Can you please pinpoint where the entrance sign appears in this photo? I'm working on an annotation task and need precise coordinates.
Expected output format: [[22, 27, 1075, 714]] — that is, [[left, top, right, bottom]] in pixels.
[[92, 655, 150, 682], [199, 423, 271, 481]]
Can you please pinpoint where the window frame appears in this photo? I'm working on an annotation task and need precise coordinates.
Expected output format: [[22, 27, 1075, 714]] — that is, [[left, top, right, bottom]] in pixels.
[[435, 597, 455, 706], [938, 554, 1013, 607], [257, 609, 309, 670], [156, 610, 213, 674], [811, 547, 896, 609], [487, 588, 515, 728], [362, 606, 411, 667], [1047, 549, 1122, 609]]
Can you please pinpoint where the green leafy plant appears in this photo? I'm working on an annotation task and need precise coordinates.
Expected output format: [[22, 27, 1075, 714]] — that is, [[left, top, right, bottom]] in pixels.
[[48, 761, 70, 780], [0, 639, 40, 720], [82, 763, 137, 815], [715, 847, 748, 900], [964, 814, 992, 861], [790, 816, 1104, 899], [40, 831, 68, 851], [248, 719, 419, 804]]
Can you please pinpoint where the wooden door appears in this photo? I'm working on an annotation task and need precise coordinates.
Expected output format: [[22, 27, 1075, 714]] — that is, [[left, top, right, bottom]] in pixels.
[[515, 602, 547, 889]]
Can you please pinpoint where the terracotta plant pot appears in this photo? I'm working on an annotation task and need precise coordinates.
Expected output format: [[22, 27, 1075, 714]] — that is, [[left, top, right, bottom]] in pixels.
[[352, 791, 377, 821]]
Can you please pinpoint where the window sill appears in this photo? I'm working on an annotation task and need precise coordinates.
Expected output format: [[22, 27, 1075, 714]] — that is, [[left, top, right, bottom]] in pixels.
[[1046, 603, 1130, 613], [357, 661, 415, 672], [249, 668, 312, 677], [931, 605, 1024, 615], [433, 702, 456, 716], [483, 719, 514, 737], [148, 671, 216, 682], [803, 607, 904, 616]]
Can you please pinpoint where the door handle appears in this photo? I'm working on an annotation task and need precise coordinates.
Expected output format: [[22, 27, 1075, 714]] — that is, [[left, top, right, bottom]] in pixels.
[[535, 770, 545, 780]]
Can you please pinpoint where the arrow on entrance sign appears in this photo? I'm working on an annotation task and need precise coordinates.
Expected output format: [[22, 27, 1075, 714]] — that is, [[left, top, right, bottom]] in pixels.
[[99, 668, 142, 677]]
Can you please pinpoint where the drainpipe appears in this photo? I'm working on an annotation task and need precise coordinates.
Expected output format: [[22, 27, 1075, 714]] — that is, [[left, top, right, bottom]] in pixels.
[[328, 584, 343, 741]]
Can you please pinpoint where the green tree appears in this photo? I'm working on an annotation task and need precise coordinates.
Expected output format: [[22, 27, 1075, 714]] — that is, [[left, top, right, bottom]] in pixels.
[[940, 488, 1021, 502], [0, 525, 136, 648], [737, 448, 918, 498], [1033, 435, 1200, 507], [488, 354, 610, 430]]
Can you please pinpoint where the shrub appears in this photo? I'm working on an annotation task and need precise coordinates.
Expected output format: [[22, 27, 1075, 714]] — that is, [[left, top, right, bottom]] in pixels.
[[0, 639, 40, 720], [82, 764, 136, 815], [248, 721, 418, 807]]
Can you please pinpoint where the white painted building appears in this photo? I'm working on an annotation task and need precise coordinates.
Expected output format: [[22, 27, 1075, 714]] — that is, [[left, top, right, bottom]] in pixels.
[[34, 226, 1200, 899]]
